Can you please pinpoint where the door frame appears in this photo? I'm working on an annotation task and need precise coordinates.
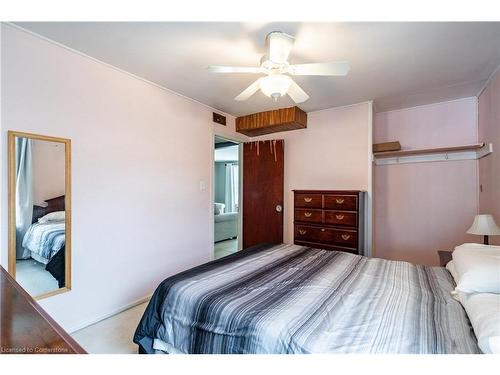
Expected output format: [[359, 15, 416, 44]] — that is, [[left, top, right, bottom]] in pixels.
[[210, 133, 244, 260]]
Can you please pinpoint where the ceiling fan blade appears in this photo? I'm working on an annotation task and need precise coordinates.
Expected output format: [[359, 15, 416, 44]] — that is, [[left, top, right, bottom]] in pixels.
[[266, 32, 294, 64], [235, 78, 262, 101], [289, 61, 350, 76], [208, 66, 262, 74], [287, 80, 309, 103]]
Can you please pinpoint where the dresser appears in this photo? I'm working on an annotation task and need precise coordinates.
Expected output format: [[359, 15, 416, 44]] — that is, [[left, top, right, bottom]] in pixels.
[[0, 266, 86, 354], [293, 190, 366, 255]]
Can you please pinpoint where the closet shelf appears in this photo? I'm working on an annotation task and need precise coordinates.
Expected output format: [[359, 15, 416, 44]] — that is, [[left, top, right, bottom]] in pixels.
[[374, 142, 493, 165]]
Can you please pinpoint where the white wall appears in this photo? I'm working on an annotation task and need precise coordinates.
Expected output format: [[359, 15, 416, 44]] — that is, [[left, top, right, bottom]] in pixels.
[[252, 102, 373, 252], [0, 23, 249, 331]]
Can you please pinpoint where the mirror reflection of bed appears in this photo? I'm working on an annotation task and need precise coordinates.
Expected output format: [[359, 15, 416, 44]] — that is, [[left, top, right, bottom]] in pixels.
[[214, 136, 240, 259], [16, 196, 66, 296], [9, 132, 70, 299]]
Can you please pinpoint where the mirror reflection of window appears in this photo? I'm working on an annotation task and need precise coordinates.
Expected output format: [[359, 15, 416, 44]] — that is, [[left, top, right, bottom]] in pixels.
[[10, 132, 70, 299]]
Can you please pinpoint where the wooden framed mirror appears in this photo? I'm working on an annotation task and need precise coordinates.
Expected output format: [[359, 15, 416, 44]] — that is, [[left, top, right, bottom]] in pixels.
[[8, 131, 71, 300]]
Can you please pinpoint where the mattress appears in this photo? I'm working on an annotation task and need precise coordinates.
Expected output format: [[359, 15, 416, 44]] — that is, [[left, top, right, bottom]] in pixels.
[[134, 244, 479, 354]]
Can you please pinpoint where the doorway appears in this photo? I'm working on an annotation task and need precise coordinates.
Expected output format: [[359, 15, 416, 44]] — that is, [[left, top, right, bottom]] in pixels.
[[213, 136, 241, 259], [242, 140, 284, 248]]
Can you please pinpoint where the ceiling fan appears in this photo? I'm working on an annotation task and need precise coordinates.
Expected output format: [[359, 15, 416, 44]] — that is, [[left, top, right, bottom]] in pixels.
[[208, 31, 350, 103]]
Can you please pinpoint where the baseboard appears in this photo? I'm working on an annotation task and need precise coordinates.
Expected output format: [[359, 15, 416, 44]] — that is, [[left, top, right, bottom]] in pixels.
[[68, 294, 152, 334]]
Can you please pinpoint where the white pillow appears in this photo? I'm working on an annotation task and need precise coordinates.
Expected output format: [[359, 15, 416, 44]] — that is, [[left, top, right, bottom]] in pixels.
[[446, 260, 459, 282], [457, 291, 500, 354], [214, 203, 225, 215], [452, 243, 500, 294], [38, 211, 65, 223]]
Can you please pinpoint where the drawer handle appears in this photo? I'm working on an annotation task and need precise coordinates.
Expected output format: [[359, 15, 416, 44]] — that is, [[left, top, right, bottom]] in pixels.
[[341, 234, 351, 241], [299, 230, 307, 235], [304, 197, 312, 203], [335, 214, 345, 220], [304, 212, 312, 217], [335, 198, 345, 204], [321, 228, 326, 232]]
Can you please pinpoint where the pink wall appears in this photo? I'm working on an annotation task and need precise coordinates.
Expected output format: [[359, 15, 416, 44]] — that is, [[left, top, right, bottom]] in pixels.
[[478, 68, 500, 245], [374, 98, 478, 149], [0, 24, 248, 331], [31, 139, 66, 206], [254, 102, 373, 252], [374, 98, 479, 266]]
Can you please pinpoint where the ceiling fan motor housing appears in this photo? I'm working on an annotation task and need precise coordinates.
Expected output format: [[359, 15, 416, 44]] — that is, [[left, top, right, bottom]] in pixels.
[[260, 55, 289, 74], [265, 31, 295, 64]]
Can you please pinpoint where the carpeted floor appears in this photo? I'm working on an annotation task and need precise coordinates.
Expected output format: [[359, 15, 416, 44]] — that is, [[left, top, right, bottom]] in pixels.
[[71, 301, 149, 354], [214, 238, 238, 259], [16, 259, 59, 297]]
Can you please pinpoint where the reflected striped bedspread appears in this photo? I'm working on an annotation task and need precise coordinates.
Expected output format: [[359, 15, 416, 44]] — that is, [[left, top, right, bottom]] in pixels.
[[134, 244, 479, 354], [22, 220, 65, 260]]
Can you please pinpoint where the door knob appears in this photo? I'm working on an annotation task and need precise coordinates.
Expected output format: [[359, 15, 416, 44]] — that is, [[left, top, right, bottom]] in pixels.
[[275, 204, 283, 212]]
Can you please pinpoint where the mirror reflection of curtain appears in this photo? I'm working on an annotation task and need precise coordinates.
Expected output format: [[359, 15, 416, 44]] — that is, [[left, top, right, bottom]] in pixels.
[[224, 163, 238, 213], [15, 138, 33, 259]]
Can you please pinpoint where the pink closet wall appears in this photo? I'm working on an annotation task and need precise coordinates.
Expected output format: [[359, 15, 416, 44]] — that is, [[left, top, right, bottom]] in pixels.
[[478, 68, 500, 245], [374, 98, 479, 266]]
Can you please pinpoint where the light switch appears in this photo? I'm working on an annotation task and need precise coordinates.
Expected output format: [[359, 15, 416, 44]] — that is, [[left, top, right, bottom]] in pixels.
[[199, 180, 207, 192]]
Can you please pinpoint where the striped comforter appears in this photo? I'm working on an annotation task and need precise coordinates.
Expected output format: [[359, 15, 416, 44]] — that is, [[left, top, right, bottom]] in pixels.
[[134, 244, 479, 354], [22, 220, 65, 261]]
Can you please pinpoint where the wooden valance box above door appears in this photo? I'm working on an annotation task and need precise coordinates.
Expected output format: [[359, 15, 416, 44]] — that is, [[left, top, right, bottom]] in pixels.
[[293, 190, 366, 255], [236, 106, 307, 136]]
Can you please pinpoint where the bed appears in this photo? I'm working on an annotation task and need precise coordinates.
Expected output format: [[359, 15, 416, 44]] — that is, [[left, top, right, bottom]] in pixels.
[[133, 243, 480, 354], [22, 220, 65, 263], [22, 195, 66, 287]]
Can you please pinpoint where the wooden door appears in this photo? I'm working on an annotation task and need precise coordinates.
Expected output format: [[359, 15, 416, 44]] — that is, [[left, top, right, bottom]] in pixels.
[[243, 140, 284, 248]]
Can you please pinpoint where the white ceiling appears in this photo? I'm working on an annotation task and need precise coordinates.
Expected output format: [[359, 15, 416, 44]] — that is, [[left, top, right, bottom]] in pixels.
[[14, 22, 500, 116]]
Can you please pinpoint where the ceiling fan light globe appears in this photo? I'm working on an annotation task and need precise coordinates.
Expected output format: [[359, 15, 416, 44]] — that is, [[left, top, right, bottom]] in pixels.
[[260, 74, 292, 99]]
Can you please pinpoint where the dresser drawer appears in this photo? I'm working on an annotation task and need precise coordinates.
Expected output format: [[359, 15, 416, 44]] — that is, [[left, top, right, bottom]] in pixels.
[[295, 209, 323, 224], [329, 228, 358, 247], [295, 225, 324, 243], [324, 211, 357, 227], [295, 225, 358, 248], [323, 195, 358, 211], [294, 193, 322, 208]]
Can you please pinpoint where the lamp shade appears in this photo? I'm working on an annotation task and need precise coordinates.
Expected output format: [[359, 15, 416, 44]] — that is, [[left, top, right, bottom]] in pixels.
[[467, 214, 500, 235]]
